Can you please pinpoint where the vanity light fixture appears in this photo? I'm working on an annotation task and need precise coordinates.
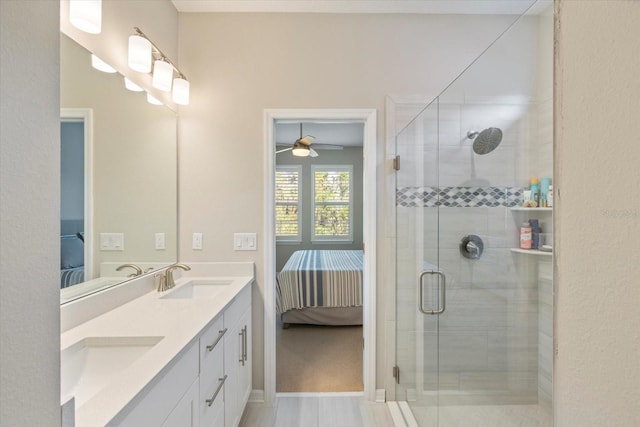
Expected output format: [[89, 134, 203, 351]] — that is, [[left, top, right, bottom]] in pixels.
[[146, 93, 163, 106], [172, 76, 190, 105], [69, 0, 102, 34], [128, 34, 152, 73], [124, 77, 144, 92], [90, 54, 116, 73], [152, 59, 173, 92], [128, 27, 190, 105]]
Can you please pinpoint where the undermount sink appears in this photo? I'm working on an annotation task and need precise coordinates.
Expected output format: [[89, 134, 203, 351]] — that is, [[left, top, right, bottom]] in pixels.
[[160, 279, 232, 300], [61, 336, 163, 407]]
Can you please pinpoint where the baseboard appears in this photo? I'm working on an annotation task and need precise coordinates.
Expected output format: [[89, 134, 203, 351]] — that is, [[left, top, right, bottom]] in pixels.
[[376, 388, 386, 403], [249, 389, 265, 403]]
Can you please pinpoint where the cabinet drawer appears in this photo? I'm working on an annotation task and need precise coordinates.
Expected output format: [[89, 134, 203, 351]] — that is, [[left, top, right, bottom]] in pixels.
[[224, 283, 251, 329], [200, 315, 225, 373], [199, 361, 225, 427]]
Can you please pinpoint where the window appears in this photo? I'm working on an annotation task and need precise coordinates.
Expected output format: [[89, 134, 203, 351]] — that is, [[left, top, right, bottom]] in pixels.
[[275, 165, 302, 242], [312, 165, 353, 242]]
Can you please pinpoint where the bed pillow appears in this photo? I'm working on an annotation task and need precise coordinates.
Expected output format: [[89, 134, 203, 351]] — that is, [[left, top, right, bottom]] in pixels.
[[61, 235, 84, 269]]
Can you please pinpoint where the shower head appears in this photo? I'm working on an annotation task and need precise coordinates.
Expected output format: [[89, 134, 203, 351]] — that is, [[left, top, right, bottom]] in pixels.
[[466, 127, 503, 155]]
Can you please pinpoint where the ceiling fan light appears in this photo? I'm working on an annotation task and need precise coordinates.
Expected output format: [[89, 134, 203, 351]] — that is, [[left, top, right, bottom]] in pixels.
[[292, 144, 310, 157]]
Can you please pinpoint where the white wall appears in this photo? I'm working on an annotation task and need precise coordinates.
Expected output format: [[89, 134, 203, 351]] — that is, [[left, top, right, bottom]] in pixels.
[[555, 1, 640, 425], [177, 11, 524, 391], [0, 1, 61, 425]]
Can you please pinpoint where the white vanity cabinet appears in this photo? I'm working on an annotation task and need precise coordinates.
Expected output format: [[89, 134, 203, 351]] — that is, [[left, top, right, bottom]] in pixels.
[[119, 342, 199, 427], [161, 378, 200, 427], [223, 285, 252, 427], [104, 282, 252, 427], [198, 283, 252, 427], [199, 316, 226, 427]]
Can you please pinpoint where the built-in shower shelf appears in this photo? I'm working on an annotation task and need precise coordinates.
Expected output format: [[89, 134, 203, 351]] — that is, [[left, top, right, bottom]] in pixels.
[[510, 248, 552, 256], [510, 207, 553, 212]]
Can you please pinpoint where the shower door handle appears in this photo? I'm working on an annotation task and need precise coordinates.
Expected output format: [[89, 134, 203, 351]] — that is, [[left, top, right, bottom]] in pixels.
[[418, 270, 446, 315]]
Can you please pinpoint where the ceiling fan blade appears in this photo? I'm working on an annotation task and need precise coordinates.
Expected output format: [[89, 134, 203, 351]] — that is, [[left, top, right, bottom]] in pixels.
[[311, 144, 343, 150], [298, 135, 315, 146], [275, 147, 293, 154], [309, 148, 319, 158]]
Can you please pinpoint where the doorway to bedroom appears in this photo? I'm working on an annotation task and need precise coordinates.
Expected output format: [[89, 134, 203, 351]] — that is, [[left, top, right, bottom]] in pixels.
[[264, 109, 377, 402], [274, 120, 365, 393]]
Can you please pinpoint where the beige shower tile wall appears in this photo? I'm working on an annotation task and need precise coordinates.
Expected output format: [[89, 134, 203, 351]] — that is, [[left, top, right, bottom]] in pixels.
[[538, 260, 553, 409]]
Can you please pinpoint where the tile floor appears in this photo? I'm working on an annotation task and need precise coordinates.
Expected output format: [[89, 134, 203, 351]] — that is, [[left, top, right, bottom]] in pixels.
[[409, 403, 552, 427], [239, 395, 394, 427]]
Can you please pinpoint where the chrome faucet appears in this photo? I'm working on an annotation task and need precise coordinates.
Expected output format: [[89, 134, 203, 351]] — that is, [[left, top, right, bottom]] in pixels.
[[116, 263, 143, 278], [157, 263, 191, 292]]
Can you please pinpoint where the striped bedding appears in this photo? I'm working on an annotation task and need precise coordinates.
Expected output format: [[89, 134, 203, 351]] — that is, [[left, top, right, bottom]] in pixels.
[[61, 267, 84, 288], [276, 250, 363, 314]]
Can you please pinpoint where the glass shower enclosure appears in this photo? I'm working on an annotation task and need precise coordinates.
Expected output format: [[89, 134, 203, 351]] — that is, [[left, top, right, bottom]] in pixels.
[[394, 4, 553, 426]]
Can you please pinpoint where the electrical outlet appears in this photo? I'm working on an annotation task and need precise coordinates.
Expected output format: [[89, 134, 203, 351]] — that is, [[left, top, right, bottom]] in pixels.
[[155, 233, 165, 250], [192, 232, 203, 250]]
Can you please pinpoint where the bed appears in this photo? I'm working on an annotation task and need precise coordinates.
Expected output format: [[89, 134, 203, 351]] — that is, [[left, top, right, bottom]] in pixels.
[[276, 249, 364, 327], [60, 232, 84, 288]]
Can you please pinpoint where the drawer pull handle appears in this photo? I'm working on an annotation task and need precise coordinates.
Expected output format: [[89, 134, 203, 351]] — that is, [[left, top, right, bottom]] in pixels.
[[206, 328, 227, 352], [239, 328, 245, 365], [206, 375, 227, 407]]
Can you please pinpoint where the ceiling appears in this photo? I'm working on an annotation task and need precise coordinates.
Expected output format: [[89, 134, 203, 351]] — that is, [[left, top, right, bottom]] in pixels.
[[275, 122, 365, 148], [172, 0, 541, 15]]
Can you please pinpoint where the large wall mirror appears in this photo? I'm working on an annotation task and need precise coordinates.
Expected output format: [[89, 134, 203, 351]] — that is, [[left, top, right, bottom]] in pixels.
[[60, 33, 177, 304]]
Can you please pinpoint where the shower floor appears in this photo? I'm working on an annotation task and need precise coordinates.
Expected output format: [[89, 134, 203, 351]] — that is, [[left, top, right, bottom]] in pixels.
[[408, 403, 552, 427]]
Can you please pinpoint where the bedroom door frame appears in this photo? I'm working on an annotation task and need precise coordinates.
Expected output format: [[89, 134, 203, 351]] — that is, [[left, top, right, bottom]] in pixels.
[[263, 108, 377, 404], [61, 108, 94, 280]]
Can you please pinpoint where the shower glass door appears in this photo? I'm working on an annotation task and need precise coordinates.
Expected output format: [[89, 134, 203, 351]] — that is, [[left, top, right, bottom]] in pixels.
[[394, 4, 553, 425], [395, 98, 441, 426]]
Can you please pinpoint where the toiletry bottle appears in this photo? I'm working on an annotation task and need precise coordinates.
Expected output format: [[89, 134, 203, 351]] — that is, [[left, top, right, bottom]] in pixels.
[[529, 219, 540, 249], [540, 177, 551, 207], [547, 184, 553, 208], [520, 222, 532, 249], [530, 178, 540, 206]]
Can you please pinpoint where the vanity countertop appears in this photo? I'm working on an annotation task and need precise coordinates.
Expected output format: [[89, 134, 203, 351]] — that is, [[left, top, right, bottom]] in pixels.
[[61, 266, 254, 426]]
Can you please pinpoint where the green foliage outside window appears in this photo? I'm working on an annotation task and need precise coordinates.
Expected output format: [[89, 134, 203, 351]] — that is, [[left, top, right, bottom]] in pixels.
[[314, 170, 350, 237]]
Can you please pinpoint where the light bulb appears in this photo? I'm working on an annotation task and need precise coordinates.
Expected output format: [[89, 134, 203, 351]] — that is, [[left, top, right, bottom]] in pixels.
[[69, 0, 102, 34], [146, 93, 163, 105], [152, 60, 173, 92], [172, 77, 190, 105], [292, 145, 310, 157], [128, 35, 152, 73], [90, 54, 116, 73], [124, 77, 144, 92]]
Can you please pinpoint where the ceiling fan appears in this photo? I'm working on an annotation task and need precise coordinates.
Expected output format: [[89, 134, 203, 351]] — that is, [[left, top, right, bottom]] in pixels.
[[275, 123, 343, 158]]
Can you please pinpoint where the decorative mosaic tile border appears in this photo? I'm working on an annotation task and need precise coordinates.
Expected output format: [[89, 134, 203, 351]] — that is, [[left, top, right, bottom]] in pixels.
[[396, 186, 523, 208]]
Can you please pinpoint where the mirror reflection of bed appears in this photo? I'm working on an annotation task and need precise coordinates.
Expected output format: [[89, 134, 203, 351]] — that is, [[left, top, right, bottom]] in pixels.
[[274, 121, 365, 393]]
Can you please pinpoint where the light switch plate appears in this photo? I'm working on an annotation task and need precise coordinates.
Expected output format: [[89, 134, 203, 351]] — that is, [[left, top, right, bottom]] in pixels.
[[100, 233, 124, 251], [192, 232, 203, 250], [234, 233, 257, 251], [155, 233, 165, 250]]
